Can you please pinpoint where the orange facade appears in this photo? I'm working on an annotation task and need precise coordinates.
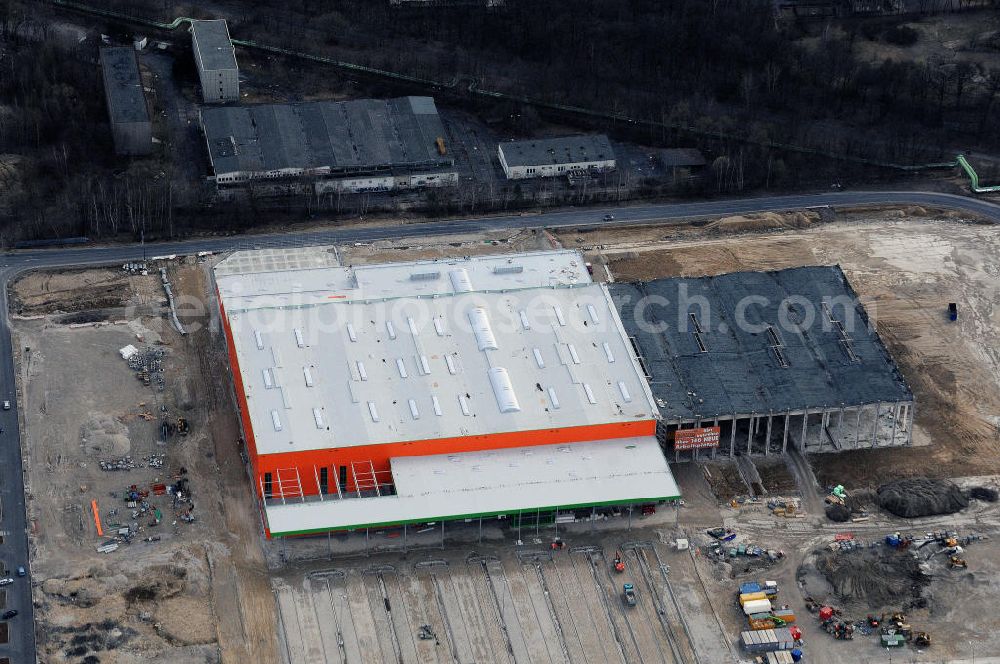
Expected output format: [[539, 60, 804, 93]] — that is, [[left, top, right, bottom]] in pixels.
[[219, 289, 656, 500]]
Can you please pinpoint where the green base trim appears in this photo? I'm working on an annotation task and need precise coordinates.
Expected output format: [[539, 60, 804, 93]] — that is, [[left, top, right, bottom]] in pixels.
[[269, 494, 681, 538]]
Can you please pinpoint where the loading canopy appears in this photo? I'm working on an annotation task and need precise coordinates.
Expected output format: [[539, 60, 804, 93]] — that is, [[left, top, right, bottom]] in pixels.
[[264, 436, 679, 537]]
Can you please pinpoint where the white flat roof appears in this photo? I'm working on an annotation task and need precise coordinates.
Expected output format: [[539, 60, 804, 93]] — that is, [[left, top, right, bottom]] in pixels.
[[216, 250, 659, 456], [215, 249, 591, 310], [264, 436, 679, 535]]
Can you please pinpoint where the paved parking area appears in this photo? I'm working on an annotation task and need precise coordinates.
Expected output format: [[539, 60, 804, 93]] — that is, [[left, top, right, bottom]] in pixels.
[[274, 539, 727, 664]]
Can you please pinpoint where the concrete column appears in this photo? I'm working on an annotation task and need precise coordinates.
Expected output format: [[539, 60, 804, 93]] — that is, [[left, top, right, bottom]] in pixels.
[[800, 410, 809, 451], [907, 399, 916, 445], [870, 403, 882, 447], [782, 413, 790, 453], [817, 411, 828, 450], [730, 415, 737, 457], [854, 407, 863, 449], [890, 402, 900, 446], [765, 415, 773, 456], [747, 415, 754, 455], [712, 418, 719, 459]]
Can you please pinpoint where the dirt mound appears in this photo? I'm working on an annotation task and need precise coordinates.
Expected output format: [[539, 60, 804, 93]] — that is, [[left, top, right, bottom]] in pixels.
[[969, 486, 999, 502], [815, 548, 929, 610], [80, 415, 131, 457], [707, 211, 816, 234], [877, 478, 969, 518], [826, 504, 851, 522], [123, 565, 187, 604]]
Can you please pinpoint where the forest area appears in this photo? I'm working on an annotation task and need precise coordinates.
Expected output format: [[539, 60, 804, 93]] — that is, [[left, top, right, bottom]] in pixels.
[[225, 0, 1000, 162], [1, 0, 1000, 243]]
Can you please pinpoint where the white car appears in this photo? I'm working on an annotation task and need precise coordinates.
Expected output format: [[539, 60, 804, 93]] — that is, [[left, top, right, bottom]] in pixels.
[[2, 401, 9, 410], [0, 578, 13, 586]]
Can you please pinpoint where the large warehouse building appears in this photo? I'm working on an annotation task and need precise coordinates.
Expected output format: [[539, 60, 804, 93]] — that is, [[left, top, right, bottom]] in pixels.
[[99, 47, 152, 156], [190, 19, 239, 104], [200, 96, 458, 193], [611, 266, 914, 461], [215, 249, 679, 537], [498, 134, 616, 180]]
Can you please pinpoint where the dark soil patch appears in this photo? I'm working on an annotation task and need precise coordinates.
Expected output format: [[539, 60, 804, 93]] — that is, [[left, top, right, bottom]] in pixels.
[[877, 478, 969, 518]]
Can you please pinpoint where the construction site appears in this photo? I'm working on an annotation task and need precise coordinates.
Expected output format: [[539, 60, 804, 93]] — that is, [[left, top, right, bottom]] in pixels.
[[11, 204, 1000, 663]]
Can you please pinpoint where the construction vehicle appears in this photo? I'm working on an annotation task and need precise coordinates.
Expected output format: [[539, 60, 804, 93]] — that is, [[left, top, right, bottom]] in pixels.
[[177, 417, 190, 436], [622, 583, 637, 607], [613, 551, 625, 573], [950, 555, 968, 569], [914, 631, 932, 647], [435, 137, 447, 156]]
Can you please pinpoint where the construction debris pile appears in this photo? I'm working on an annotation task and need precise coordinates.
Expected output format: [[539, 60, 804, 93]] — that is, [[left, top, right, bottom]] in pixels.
[[877, 478, 968, 518], [815, 548, 928, 609], [702, 527, 785, 574], [126, 347, 167, 392], [99, 454, 165, 472]]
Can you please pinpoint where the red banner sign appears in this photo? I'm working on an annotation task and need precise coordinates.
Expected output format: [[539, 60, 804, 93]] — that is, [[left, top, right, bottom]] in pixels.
[[674, 426, 721, 450]]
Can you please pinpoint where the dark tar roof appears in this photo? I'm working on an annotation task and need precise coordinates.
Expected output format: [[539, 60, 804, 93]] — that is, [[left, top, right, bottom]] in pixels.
[[99, 47, 149, 125], [191, 20, 237, 70], [500, 134, 614, 167], [201, 97, 453, 176], [610, 265, 912, 421]]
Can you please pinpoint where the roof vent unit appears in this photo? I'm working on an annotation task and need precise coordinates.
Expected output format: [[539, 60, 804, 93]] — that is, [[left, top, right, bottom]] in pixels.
[[618, 382, 632, 402], [312, 408, 324, 429], [262, 368, 274, 389], [294, 328, 305, 348], [407, 317, 419, 336], [519, 310, 531, 330], [468, 308, 498, 351], [410, 270, 441, 281], [492, 264, 524, 275], [356, 361, 368, 381], [303, 367, 315, 387], [547, 387, 560, 410], [586, 304, 600, 324], [433, 317, 446, 336], [602, 342, 615, 363], [533, 348, 545, 369], [458, 394, 471, 416], [367, 401, 380, 423], [270, 410, 283, 432], [449, 268, 474, 293], [445, 354, 458, 375], [408, 399, 420, 420], [553, 306, 567, 326], [432, 395, 443, 416], [396, 358, 408, 379], [254, 330, 264, 350], [488, 367, 521, 413], [567, 344, 581, 365], [386, 321, 397, 340], [583, 383, 597, 405], [346, 323, 358, 342]]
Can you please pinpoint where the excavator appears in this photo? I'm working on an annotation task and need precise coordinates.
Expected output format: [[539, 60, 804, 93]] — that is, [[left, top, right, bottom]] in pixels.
[[949, 555, 968, 569], [613, 550, 625, 573]]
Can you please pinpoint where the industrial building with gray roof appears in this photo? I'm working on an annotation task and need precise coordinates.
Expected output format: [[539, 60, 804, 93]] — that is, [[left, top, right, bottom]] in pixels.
[[611, 265, 914, 458], [99, 47, 152, 155], [200, 96, 453, 182]]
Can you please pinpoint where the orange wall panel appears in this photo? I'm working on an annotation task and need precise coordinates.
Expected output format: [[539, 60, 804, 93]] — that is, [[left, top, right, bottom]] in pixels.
[[217, 286, 260, 468], [251, 419, 657, 498]]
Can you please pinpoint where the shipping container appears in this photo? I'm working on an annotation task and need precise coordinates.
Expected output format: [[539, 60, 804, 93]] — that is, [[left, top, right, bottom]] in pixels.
[[773, 609, 796, 624], [740, 581, 762, 595], [742, 599, 773, 616], [740, 592, 769, 605], [763, 652, 795, 664], [749, 618, 776, 630], [740, 627, 794, 653]]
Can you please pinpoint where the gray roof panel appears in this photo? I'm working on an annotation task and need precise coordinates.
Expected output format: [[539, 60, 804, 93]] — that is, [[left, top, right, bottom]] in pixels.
[[610, 266, 912, 420], [99, 47, 149, 125], [202, 97, 452, 176], [500, 134, 615, 168], [191, 20, 237, 70]]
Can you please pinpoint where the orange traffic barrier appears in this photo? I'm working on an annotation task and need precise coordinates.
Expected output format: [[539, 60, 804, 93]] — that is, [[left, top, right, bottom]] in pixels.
[[91, 499, 103, 537]]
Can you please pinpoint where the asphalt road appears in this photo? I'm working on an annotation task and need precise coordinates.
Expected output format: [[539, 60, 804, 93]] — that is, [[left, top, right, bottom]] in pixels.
[[1, 189, 999, 662]]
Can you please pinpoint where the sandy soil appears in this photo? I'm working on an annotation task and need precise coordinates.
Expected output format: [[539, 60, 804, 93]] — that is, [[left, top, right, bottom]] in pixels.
[[13, 260, 278, 663], [559, 210, 1000, 488]]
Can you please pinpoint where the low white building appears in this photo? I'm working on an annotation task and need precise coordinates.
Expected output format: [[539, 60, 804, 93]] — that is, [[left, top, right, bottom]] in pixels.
[[498, 134, 616, 180], [190, 19, 239, 104]]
